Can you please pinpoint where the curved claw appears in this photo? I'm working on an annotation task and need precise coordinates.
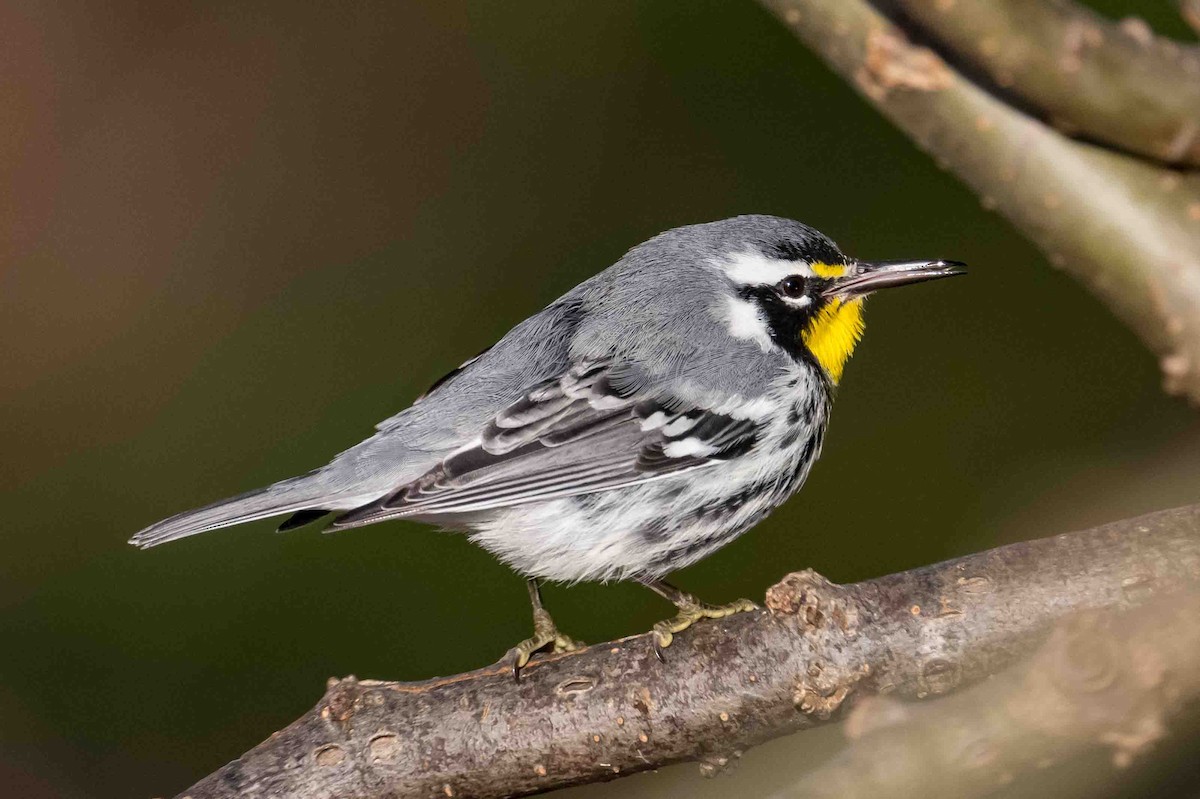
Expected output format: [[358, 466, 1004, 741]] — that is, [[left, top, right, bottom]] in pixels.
[[508, 611, 585, 683], [511, 647, 531, 683], [510, 636, 547, 683]]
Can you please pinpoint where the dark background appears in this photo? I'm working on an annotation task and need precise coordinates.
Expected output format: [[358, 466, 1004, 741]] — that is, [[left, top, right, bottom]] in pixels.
[[2, 2, 1198, 797]]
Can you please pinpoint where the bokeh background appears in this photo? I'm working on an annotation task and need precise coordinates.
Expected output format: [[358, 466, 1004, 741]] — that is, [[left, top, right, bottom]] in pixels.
[[3, 2, 1198, 797]]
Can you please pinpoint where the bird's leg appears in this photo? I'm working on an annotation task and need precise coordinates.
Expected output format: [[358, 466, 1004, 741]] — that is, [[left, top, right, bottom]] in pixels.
[[510, 579, 585, 681], [640, 578, 758, 659]]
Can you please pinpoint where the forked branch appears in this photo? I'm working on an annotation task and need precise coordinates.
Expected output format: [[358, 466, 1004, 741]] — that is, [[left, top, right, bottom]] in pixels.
[[174, 505, 1200, 799], [887, 0, 1200, 166], [757, 0, 1200, 402]]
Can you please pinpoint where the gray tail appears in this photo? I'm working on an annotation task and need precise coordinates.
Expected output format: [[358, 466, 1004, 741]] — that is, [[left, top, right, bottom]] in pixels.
[[128, 473, 332, 549]]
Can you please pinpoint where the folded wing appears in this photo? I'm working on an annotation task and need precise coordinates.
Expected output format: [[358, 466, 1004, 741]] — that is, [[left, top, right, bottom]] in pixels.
[[329, 360, 761, 528]]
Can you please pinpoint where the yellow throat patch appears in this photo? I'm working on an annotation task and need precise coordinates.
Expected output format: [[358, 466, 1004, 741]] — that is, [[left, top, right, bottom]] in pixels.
[[801, 298, 866, 384]]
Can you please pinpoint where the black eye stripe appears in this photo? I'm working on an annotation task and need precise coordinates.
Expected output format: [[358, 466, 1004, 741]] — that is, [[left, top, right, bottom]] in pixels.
[[735, 284, 823, 368]]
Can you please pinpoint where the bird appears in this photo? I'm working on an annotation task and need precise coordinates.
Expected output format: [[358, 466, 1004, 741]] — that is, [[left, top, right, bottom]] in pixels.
[[130, 215, 964, 676]]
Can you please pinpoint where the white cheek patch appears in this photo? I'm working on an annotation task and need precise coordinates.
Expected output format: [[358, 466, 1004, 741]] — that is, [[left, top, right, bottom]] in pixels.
[[724, 295, 774, 352], [720, 250, 815, 285]]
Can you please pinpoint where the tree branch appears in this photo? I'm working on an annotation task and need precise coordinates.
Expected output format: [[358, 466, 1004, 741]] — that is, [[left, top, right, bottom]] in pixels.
[[1179, 0, 1200, 40], [775, 590, 1200, 798], [757, 0, 1200, 402], [173, 504, 1200, 799], [885, 0, 1200, 166]]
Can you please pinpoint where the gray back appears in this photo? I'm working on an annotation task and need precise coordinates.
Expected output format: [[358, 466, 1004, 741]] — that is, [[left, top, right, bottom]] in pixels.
[[327, 215, 834, 493]]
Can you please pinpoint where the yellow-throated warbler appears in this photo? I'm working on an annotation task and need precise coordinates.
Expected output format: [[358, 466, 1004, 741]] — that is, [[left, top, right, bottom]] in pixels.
[[131, 215, 964, 675]]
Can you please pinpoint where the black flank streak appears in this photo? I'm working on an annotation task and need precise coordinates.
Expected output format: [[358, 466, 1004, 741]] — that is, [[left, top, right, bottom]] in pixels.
[[786, 402, 805, 426], [777, 426, 802, 450], [800, 434, 817, 465], [637, 517, 673, 543], [644, 474, 793, 571]]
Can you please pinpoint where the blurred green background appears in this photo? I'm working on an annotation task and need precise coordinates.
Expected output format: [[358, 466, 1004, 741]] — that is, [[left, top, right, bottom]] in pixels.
[[2, 1, 1198, 797]]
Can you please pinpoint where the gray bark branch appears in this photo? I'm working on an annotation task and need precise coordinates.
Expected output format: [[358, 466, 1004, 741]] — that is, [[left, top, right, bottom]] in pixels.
[[757, 0, 1200, 402], [175, 504, 1200, 799], [885, 0, 1200, 166], [773, 590, 1200, 798]]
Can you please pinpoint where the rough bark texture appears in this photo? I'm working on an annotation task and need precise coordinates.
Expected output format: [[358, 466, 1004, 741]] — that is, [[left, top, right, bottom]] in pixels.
[[886, 0, 1200, 166], [757, 0, 1200, 402], [773, 591, 1200, 798], [175, 504, 1200, 799]]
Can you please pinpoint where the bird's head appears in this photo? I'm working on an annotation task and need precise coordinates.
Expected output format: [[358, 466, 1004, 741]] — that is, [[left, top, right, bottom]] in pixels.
[[708, 215, 965, 383]]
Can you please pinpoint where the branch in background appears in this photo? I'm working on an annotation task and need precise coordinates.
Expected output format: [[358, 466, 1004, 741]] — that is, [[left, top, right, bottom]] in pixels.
[[757, 0, 1200, 402], [886, 0, 1200, 166], [773, 591, 1200, 799], [175, 505, 1200, 799], [1181, 0, 1200, 39]]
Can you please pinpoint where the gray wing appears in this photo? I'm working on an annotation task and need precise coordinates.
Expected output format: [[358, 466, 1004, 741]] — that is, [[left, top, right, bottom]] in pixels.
[[328, 360, 761, 528]]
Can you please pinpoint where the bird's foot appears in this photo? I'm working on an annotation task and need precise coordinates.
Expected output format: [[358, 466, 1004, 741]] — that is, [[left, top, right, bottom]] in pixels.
[[652, 596, 758, 659], [510, 607, 585, 682]]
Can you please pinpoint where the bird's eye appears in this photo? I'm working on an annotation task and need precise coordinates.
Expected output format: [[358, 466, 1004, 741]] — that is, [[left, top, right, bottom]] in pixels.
[[777, 275, 807, 298]]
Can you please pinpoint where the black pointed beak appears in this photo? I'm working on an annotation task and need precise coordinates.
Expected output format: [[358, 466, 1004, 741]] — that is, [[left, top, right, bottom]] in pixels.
[[824, 259, 966, 299]]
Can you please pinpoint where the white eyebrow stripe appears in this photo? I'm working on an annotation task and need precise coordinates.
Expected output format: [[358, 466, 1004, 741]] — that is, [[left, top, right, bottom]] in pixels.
[[719, 250, 814, 284]]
